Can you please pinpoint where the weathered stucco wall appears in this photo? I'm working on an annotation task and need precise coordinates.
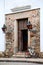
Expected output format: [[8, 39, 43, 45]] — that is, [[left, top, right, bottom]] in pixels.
[[4, 8, 41, 57]]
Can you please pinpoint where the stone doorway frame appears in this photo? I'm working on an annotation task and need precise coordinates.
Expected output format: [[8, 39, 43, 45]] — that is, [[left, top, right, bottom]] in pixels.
[[14, 18, 30, 53]]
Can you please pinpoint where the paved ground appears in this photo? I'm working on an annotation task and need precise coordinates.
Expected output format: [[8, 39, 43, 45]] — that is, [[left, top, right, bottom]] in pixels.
[[0, 58, 43, 63], [0, 58, 43, 65], [0, 62, 43, 65]]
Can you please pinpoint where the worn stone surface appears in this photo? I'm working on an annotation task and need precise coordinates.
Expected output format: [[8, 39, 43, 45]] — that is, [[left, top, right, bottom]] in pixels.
[[4, 8, 41, 57]]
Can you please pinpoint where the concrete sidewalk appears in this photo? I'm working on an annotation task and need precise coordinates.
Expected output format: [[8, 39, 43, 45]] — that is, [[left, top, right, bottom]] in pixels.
[[0, 58, 43, 63]]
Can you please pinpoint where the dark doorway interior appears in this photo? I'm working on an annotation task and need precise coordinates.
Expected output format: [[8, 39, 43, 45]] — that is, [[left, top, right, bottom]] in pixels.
[[21, 29, 28, 51]]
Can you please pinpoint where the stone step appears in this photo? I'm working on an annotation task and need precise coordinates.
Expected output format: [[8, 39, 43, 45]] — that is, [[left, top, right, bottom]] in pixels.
[[12, 52, 30, 58]]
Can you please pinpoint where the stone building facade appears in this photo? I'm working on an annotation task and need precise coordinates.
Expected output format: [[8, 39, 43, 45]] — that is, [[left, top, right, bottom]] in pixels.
[[2, 6, 41, 57]]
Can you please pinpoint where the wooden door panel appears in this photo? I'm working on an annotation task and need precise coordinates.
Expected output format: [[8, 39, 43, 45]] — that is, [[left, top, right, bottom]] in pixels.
[[18, 18, 28, 51]]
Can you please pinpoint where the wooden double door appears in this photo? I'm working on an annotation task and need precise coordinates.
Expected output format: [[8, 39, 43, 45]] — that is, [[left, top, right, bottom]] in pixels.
[[18, 18, 28, 51]]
